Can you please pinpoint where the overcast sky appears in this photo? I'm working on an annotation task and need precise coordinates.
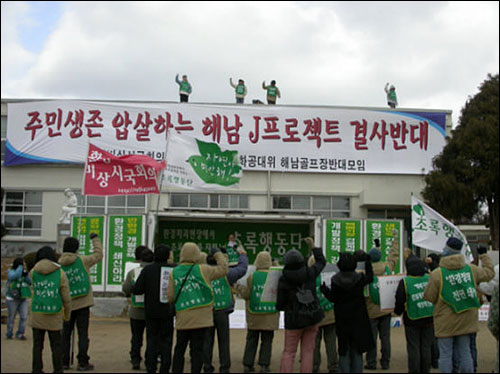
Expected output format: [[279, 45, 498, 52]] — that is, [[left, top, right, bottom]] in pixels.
[[1, 1, 498, 126]]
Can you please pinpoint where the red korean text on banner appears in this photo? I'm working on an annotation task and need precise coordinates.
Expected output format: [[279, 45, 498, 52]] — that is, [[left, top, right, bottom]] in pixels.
[[83, 143, 166, 196]]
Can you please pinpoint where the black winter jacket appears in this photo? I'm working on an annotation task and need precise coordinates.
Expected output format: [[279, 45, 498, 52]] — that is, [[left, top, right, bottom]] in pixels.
[[276, 247, 326, 329], [132, 261, 175, 320], [321, 258, 375, 355]]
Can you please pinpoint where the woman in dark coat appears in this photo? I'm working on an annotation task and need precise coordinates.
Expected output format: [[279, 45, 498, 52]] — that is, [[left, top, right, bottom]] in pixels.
[[321, 251, 374, 373], [276, 245, 326, 373]]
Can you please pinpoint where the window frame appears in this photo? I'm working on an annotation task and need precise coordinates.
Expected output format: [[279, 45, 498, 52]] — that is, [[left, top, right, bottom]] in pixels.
[[2, 190, 43, 237]]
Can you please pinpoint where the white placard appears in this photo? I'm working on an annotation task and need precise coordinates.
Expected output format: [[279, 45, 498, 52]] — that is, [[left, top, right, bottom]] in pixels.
[[378, 274, 406, 311], [160, 266, 173, 304], [260, 267, 283, 303]]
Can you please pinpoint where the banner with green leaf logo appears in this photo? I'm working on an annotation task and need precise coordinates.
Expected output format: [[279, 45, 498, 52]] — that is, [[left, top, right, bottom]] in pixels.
[[164, 132, 242, 190]]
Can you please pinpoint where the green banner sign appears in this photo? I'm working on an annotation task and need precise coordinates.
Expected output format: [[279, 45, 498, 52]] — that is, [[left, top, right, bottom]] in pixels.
[[324, 219, 362, 263], [158, 220, 310, 264], [364, 220, 402, 274], [71, 215, 105, 287], [107, 215, 144, 288]]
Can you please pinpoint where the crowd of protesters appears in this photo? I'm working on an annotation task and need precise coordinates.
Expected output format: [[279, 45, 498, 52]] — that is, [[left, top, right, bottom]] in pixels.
[[4, 231, 498, 373]]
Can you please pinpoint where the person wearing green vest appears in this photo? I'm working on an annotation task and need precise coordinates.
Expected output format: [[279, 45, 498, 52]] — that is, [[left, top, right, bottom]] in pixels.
[[167, 242, 228, 373], [203, 246, 248, 373], [384, 83, 398, 108], [176, 73, 192, 103], [122, 246, 153, 370], [394, 254, 434, 373], [364, 230, 400, 370], [226, 233, 244, 266], [308, 253, 339, 374], [58, 233, 103, 371], [237, 251, 280, 374], [30, 246, 72, 374], [262, 80, 281, 105], [5, 257, 32, 340], [424, 237, 494, 373], [230, 77, 248, 104]]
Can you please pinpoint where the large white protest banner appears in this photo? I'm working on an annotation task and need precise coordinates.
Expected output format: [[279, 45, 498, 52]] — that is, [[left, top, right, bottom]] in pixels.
[[411, 196, 473, 262], [163, 131, 242, 190], [6, 100, 448, 175]]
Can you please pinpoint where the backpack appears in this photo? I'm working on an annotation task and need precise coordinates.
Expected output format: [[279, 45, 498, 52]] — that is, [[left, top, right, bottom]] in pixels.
[[290, 284, 324, 329]]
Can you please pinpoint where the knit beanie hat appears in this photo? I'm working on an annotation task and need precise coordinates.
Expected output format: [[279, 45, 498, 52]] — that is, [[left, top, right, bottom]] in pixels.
[[368, 247, 382, 263], [337, 252, 357, 272], [63, 237, 79, 253], [442, 237, 463, 257]]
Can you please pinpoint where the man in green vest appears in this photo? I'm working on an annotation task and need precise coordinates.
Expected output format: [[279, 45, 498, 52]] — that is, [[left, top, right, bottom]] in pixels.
[[167, 242, 228, 373], [122, 246, 153, 370], [30, 246, 72, 373], [59, 233, 103, 371], [262, 80, 281, 105], [203, 245, 248, 373], [384, 83, 398, 108], [237, 250, 280, 373], [230, 78, 248, 104], [424, 237, 494, 373], [395, 254, 434, 373], [364, 231, 400, 370], [176, 73, 192, 103]]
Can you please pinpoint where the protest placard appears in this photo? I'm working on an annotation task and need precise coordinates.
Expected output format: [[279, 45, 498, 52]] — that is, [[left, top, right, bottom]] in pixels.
[[378, 274, 406, 311]]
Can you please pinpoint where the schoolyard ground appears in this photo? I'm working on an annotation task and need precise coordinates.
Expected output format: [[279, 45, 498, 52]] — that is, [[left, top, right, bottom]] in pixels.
[[1, 317, 497, 373]]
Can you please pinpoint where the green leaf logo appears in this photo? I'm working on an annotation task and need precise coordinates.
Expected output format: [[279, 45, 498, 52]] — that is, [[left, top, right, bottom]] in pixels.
[[413, 204, 425, 216], [188, 139, 242, 186]]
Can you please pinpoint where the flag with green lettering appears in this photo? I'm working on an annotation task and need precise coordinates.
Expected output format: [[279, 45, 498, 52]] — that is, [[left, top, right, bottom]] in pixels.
[[163, 132, 242, 190]]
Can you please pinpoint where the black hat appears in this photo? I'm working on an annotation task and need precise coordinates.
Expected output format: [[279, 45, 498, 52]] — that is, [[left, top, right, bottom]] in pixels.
[[63, 237, 79, 253]]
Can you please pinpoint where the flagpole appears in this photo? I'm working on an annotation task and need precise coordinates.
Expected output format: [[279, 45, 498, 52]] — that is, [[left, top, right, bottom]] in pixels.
[[151, 126, 172, 249]]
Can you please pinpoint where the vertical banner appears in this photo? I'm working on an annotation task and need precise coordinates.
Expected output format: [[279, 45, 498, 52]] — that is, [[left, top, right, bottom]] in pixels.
[[106, 215, 145, 291], [364, 220, 403, 274], [71, 215, 105, 291], [323, 219, 362, 264]]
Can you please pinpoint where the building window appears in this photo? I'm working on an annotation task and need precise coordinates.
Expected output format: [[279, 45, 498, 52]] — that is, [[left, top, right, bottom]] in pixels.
[[2, 191, 43, 236], [75, 193, 146, 214], [272, 195, 350, 218], [170, 193, 249, 210]]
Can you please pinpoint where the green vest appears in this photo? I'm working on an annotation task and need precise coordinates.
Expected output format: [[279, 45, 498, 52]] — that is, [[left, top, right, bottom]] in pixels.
[[131, 267, 144, 308], [440, 265, 480, 313], [62, 257, 91, 299], [32, 269, 63, 314], [388, 90, 397, 103], [235, 84, 246, 95], [267, 86, 277, 97], [179, 81, 190, 94], [249, 271, 277, 314], [369, 265, 391, 305], [10, 278, 32, 299], [212, 277, 232, 311], [173, 264, 213, 312], [226, 245, 239, 265], [316, 276, 334, 312], [403, 274, 434, 320]]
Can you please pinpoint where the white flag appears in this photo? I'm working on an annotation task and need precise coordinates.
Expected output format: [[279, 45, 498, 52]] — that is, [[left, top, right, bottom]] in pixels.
[[411, 196, 473, 262], [163, 131, 242, 190]]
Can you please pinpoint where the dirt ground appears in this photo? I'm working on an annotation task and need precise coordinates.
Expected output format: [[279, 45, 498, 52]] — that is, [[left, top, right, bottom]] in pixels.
[[1, 316, 497, 373]]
